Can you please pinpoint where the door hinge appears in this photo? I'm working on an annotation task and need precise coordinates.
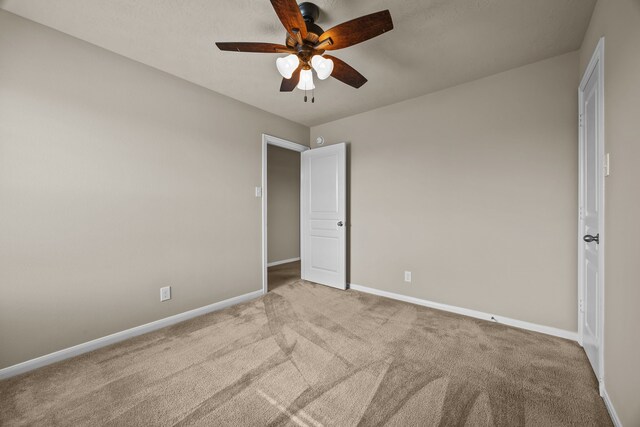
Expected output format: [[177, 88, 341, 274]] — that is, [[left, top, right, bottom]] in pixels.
[[579, 299, 584, 313], [579, 206, 583, 220], [579, 114, 583, 128]]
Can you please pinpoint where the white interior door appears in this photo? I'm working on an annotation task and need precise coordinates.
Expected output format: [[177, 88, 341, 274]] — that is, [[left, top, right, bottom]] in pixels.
[[579, 38, 604, 388], [301, 143, 346, 289]]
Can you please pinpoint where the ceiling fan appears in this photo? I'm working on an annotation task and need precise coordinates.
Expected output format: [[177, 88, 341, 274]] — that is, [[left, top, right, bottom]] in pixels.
[[215, 1, 393, 101]]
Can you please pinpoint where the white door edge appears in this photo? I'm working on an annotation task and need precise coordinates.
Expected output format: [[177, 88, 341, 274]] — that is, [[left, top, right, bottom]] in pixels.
[[261, 134, 309, 295], [577, 37, 605, 385]]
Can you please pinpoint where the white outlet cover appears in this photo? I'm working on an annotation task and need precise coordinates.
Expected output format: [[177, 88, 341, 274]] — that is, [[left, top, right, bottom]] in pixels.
[[404, 271, 412, 283], [160, 286, 171, 302]]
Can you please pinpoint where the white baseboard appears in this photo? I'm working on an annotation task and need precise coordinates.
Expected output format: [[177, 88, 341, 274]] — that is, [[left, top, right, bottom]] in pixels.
[[602, 386, 623, 427], [267, 257, 300, 267], [0, 290, 263, 380], [348, 284, 578, 342]]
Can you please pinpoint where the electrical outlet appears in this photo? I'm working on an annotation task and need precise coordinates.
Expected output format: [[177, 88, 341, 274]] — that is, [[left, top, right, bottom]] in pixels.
[[160, 286, 171, 302], [404, 271, 412, 283]]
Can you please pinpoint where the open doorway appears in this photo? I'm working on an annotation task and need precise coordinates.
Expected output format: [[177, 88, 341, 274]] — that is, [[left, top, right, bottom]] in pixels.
[[267, 144, 300, 291], [261, 134, 308, 293]]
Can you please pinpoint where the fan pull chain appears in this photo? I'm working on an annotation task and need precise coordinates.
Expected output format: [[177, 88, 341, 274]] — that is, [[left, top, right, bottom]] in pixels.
[[312, 88, 315, 103], [304, 88, 307, 103]]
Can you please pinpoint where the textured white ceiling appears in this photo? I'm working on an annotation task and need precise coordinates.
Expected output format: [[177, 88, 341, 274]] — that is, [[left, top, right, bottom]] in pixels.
[[0, 0, 595, 126]]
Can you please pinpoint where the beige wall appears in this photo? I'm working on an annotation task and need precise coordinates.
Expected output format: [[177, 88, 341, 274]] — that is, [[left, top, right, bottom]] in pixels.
[[580, 1, 640, 425], [0, 11, 308, 369], [311, 52, 580, 331], [267, 145, 300, 263]]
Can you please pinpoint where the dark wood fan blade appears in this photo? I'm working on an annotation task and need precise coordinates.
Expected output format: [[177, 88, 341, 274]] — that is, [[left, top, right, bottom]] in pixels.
[[270, 0, 308, 40], [215, 42, 293, 53], [318, 10, 393, 50], [280, 65, 302, 92], [323, 55, 367, 88]]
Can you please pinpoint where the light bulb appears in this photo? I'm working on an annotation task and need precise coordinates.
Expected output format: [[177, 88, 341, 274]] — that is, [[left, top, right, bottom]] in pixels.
[[297, 69, 315, 90], [276, 54, 299, 79], [311, 55, 334, 80]]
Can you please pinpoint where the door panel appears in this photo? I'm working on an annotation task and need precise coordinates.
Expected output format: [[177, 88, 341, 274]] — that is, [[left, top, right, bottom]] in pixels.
[[309, 156, 338, 213], [301, 143, 346, 289], [584, 258, 598, 341]]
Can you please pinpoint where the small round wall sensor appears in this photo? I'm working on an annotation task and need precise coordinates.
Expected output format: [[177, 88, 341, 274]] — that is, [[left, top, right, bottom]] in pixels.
[[316, 136, 325, 145]]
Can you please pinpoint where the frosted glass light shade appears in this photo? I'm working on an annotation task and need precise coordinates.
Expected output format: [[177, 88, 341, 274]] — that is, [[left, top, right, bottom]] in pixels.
[[311, 55, 334, 80], [297, 69, 315, 90], [276, 54, 299, 79]]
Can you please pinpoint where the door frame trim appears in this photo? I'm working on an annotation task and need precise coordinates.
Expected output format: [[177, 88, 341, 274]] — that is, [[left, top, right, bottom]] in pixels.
[[577, 36, 605, 392], [261, 134, 309, 295]]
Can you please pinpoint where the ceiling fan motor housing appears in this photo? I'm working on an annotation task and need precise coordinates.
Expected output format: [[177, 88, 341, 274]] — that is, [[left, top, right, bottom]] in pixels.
[[299, 2, 320, 23], [299, 2, 324, 36]]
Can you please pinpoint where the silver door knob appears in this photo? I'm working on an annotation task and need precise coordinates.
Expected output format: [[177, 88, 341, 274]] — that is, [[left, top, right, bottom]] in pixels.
[[337, 221, 344, 227]]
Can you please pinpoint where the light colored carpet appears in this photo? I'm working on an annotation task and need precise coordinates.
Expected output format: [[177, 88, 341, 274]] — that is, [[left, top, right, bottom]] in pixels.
[[0, 280, 612, 426]]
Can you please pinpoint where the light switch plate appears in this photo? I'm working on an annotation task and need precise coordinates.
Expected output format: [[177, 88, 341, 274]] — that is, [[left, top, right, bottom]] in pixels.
[[255, 187, 262, 197]]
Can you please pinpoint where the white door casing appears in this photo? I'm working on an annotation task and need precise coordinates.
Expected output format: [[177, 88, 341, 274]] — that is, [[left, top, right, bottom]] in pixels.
[[578, 37, 605, 391], [261, 134, 309, 295], [301, 143, 347, 289]]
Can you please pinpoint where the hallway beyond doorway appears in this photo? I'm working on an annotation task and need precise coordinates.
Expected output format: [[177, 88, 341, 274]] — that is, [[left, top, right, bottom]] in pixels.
[[268, 261, 301, 292]]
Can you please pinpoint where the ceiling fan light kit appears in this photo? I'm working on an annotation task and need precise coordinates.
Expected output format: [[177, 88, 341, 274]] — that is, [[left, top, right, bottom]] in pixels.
[[297, 69, 315, 91], [276, 54, 299, 79], [215, 0, 393, 102], [310, 55, 333, 80]]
